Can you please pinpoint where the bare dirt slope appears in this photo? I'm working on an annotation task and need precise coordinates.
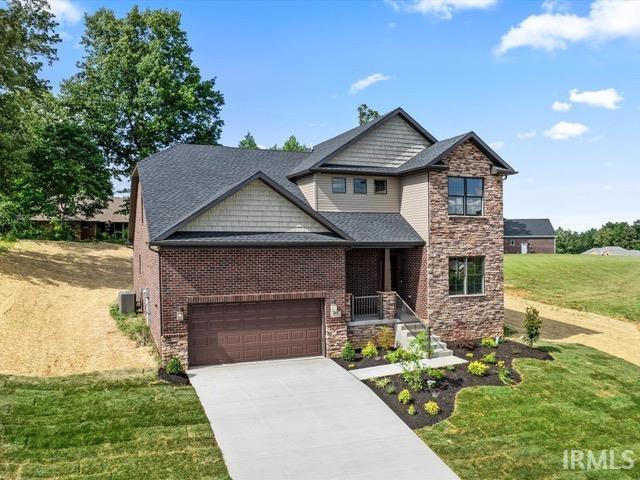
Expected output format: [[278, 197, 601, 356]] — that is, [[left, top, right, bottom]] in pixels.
[[505, 293, 640, 366], [0, 241, 156, 376]]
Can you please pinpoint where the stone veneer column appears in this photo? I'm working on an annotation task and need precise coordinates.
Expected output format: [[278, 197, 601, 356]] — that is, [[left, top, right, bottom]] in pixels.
[[378, 291, 397, 320]]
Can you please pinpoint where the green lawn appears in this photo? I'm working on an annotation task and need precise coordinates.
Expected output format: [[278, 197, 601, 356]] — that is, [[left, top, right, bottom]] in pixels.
[[0, 371, 230, 479], [419, 343, 640, 479], [504, 254, 640, 322]]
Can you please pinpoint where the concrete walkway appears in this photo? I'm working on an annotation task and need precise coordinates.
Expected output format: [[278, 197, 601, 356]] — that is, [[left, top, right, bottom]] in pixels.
[[189, 357, 459, 480], [350, 355, 468, 380]]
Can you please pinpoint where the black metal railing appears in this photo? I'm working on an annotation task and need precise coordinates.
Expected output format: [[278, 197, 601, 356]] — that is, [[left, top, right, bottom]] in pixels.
[[351, 295, 379, 320]]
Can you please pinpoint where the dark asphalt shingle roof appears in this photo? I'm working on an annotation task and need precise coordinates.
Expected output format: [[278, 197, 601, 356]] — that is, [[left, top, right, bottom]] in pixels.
[[319, 212, 425, 245], [159, 231, 348, 246], [137, 145, 312, 240], [504, 219, 556, 237]]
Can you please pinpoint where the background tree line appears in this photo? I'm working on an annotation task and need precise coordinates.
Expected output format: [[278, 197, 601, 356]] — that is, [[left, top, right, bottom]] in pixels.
[[556, 221, 640, 253], [0, 0, 224, 239]]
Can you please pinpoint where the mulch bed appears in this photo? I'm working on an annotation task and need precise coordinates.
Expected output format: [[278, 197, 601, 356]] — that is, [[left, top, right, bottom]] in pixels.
[[360, 340, 553, 429], [332, 348, 395, 370], [158, 368, 190, 385]]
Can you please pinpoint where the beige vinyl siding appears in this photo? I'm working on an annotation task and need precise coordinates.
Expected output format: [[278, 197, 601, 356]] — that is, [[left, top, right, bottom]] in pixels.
[[400, 171, 429, 241], [296, 174, 316, 210], [316, 174, 400, 212], [325, 116, 430, 168], [180, 179, 328, 233]]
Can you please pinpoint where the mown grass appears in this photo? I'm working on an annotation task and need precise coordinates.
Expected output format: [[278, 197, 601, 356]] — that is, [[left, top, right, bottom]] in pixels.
[[0, 370, 230, 479], [505, 254, 640, 322], [419, 343, 640, 479]]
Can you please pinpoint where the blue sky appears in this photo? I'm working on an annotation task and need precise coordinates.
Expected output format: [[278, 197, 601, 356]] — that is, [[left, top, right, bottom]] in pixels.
[[43, 0, 640, 230]]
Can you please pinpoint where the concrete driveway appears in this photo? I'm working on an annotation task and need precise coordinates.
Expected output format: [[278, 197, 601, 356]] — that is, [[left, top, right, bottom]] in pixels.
[[189, 357, 459, 480]]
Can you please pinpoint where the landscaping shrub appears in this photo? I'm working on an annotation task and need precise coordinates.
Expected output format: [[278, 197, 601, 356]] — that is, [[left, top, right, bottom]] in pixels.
[[468, 361, 490, 376], [407, 404, 417, 416], [361, 341, 378, 358], [384, 348, 415, 364], [384, 383, 397, 395], [465, 352, 474, 359], [341, 341, 356, 362], [166, 357, 185, 376], [446, 364, 456, 372], [481, 337, 497, 348], [373, 377, 391, 389], [398, 389, 413, 405], [376, 326, 395, 350], [497, 360, 515, 385], [482, 352, 497, 364], [426, 368, 446, 381], [409, 331, 432, 357], [402, 367, 426, 392], [109, 304, 152, 347], [347, 363, 356, 369], [523, 306, 542, 347], [424, 400, 440, 416]]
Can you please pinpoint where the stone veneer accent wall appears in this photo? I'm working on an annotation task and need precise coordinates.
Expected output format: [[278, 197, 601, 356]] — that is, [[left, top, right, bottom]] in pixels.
[[423, 141, 505, 340], [158, 247, 348, 366]]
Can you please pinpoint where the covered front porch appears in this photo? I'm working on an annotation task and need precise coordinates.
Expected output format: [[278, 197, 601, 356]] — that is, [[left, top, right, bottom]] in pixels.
[[345, 247, 406, 322]]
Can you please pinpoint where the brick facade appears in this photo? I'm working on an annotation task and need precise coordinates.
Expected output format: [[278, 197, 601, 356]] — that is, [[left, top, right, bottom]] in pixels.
[[132, 184, 161, 346], [158, 247, 348, 366], [345, 249, 379, 296], [423, 141, 504, 340], [504, 237, 555, 254]]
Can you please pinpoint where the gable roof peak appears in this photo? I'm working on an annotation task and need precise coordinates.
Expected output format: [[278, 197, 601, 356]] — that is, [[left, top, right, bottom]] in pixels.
[[287, 107, 437, 179]]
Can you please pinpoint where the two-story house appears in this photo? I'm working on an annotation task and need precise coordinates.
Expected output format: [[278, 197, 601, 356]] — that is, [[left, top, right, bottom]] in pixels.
[[129, 108, 516, 367]]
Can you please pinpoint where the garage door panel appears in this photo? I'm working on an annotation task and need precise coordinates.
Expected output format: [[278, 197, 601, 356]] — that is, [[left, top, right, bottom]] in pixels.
[[188, 299, 322, 366]]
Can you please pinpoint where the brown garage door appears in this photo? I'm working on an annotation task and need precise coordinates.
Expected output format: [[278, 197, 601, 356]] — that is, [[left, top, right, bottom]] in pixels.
[[188, 299, 323, 366]]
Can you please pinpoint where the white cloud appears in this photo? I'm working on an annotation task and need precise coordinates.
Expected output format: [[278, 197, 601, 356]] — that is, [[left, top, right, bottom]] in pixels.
[[517, 130, 537, 139], [349, 73, 392, 95], [495, 0, 640, 55], [488, 140, 504, 150], [569, 88, 623, 109], [541, 0, 569, 14], [543, 121, 589, 140], [49, 0, 83, 25], [386, 0, 496, 20], [552, 101, 572, 111]]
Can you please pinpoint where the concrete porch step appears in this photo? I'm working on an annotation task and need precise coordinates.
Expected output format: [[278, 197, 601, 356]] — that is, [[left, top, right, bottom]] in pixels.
[[394, 323, 453, 359]]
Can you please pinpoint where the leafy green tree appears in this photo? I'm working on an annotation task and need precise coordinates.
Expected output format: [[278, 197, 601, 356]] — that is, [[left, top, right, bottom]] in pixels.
[[594, 222, 639, 250], [282, 135, 309, 152], [61, 6, 224, 178], [238, 132, 259, 149], [0, 0, 60, 195], [0, 0, 59, 93], [358, 103, 379, 126], [18, 121, 112, 224]]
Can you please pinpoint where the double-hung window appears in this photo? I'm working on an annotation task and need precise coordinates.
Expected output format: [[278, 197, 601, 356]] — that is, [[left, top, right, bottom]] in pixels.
[[353, 178, 367, 194], [332, 177, 346, 193], [449, 256, 484, 295], [448, 177, 483, 216]]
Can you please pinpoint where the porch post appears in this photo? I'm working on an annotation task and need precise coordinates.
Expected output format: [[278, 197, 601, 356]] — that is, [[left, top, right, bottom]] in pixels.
[[383, 247, 392, 291]]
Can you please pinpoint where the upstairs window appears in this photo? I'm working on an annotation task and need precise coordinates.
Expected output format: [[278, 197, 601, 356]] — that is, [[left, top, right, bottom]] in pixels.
[[353, 178, 367, 194], [374, 179, 387, 194], [449, 256, 484, 295], [448, 177, 483, 216], [332, 177, 346, 193]]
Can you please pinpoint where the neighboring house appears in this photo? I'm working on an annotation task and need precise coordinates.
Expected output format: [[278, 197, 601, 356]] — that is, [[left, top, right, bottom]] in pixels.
[[504, 218, 556, 254], [33, 197, 128, 240], [130, 108, 517, 367], [582, 246, 640, 257]]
